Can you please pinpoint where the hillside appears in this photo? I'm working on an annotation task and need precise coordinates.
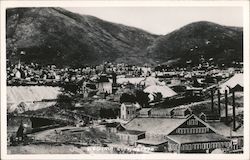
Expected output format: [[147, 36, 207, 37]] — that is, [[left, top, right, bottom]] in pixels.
[[6, 8, 243, 67], [147, 21, 243, 65], [6, 7, 158, 66]]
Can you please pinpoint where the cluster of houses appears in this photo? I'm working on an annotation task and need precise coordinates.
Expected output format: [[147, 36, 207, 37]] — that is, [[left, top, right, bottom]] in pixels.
[[104, 73, 244, 153], [6, 61, 151, 86], [7, 59, 244, 153]]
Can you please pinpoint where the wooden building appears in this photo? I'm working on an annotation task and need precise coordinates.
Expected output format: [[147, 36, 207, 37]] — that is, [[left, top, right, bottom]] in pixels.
[[124, 114, 231, 153], [120, 102, 137, 121], [117, 130, 145, 146]]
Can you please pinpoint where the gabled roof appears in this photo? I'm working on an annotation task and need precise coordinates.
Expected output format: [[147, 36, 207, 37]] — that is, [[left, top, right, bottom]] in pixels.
[[124, 117, 187, 135], [167, 133, 230, 144], [220, 73, 243, 93], [139, 77, 165, 87], [144, 85, 177, 99], [125, 114, 219, 136]]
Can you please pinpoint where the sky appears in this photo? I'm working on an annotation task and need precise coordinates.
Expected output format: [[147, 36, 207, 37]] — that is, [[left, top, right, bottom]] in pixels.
[[65, 7, 243, 35]]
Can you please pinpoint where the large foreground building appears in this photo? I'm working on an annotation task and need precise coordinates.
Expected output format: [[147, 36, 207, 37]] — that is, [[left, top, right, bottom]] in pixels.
[[121, 113, 232, 153]]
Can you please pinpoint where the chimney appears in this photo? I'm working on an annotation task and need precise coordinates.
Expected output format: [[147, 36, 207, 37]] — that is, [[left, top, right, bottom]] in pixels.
[[232, 91, 236, 131], [225, 90, 228, 123], [211, 90, 214, 112], [218, 90, 221, 117]]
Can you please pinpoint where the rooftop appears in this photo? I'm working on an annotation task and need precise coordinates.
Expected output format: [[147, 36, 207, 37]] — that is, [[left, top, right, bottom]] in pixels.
[[167, 133, 229, 144], [208, 122, 243, 137], [136, 138, 168, 146], [125, 117, 187, 135], [119, 130, 145, 135]]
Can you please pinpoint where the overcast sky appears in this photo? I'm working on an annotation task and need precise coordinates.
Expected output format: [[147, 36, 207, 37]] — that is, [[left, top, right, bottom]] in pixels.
[[65, 7, 243, 35]]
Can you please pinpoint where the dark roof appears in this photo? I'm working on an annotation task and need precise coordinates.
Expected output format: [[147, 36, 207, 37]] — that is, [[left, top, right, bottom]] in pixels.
[[97, 75, 110, 83], [105, 122, 121, 128], [167, 133, 229, 144]]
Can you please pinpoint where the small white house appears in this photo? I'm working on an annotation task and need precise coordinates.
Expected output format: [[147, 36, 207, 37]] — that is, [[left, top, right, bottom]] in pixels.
[[120, 102, 138, 121]]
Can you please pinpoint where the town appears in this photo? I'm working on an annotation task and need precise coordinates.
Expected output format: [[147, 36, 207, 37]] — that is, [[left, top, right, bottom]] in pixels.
[[7, 56, 244, 154]]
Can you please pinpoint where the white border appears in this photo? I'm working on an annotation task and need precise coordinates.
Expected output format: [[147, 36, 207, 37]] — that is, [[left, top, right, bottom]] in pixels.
[[1, 1, 249, 160]]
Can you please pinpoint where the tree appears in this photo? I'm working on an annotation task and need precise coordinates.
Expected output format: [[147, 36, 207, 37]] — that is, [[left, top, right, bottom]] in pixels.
[[120, 93, 136, 104], [56, 93, 74, 109], [153, 92, 163, 102], [135, 90, 149, 108]]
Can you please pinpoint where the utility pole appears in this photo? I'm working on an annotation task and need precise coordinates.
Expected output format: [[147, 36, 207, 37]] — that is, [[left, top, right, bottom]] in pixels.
[[232, 91, 236, 131], [225, 90, 228, 123], [218, 90, 221, 116], [211, 90, 214, 112]]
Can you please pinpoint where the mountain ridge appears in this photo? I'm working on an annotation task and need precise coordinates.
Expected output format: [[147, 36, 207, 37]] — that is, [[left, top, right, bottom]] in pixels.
[[6, 7, 243, 67]]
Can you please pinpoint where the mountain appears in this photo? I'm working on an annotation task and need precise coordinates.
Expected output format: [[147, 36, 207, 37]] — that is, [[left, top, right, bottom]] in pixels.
[[147, 21, 243, 66], [6, 8, 243, 67], [6, 7, 158, 67]]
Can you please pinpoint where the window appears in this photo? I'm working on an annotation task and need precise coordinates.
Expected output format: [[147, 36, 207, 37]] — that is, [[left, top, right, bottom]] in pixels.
[[189, 144, 192, 150], [220, 142, 224, 147], [201, 128, 204, 133], [193, 144, 196, 150], [179, 129, 182, 134], [202, 143, 206, 149], [212, 143, 215, 148]]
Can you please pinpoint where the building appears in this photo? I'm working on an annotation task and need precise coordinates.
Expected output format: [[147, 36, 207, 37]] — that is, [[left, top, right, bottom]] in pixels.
[[96, 74, 112, 94], [144, 85, 177, 101], [136, 139, 168, 152], [117, 130, 145, 146], [105, 122, 125, 133], [138, 108, 152, 117], [208, 121, 243, 151], [138, 107, 192, 118], [219, 73, 243, 93], [124, 114, 231, 153], [120, 102, 138, 121]]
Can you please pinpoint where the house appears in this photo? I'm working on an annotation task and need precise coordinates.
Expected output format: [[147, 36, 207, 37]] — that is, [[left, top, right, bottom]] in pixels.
[[120, 102, 138, 121], [96, 74, 112, 94], [136, 139, 168, 152], [138, 108, 152, 117], [140, 107, 192, 118], [124, 114, 231, 153], [117, 130, 145, 146], [105, 122, 125, 133], [208, 121, 243, 151], [82, 82, 98, 98]]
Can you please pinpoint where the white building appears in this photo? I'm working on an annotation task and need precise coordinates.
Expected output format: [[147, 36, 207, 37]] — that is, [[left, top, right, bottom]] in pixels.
[[120, 102, 138, 121]]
